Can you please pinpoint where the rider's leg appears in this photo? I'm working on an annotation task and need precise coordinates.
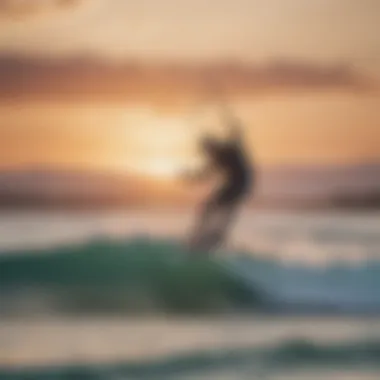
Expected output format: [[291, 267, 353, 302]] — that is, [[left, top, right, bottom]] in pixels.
[[188, 196, 219, 248]]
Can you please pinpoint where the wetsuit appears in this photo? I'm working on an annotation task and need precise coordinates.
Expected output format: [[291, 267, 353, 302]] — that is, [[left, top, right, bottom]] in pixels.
[[207, 140, 253, 208]]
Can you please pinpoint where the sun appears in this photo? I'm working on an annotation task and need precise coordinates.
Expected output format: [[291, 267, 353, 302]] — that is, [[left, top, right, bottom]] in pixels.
[[121, 109, 196, 179], [139, 158, 181, 179]]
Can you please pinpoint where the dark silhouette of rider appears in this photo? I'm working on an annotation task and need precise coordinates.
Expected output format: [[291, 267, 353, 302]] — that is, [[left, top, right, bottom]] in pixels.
[[184, 115, 254, 251]]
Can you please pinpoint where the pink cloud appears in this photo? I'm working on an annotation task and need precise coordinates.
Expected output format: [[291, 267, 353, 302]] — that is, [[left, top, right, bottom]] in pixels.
[[0, 0, 82, 18]]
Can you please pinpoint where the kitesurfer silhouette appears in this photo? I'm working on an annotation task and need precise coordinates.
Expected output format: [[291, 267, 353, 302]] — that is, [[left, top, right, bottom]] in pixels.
[[183, 113, 255, 252]]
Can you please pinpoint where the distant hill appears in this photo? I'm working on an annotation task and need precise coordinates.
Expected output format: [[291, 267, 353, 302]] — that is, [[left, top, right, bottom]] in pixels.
[[0, 163, 379, 210], [0, 168, 150, 209], [253, 163, 380, 210]]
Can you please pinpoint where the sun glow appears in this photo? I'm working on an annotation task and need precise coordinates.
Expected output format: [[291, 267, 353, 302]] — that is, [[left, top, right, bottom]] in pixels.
[[138, 159, 181, 179], [121, 108, 196, 179]]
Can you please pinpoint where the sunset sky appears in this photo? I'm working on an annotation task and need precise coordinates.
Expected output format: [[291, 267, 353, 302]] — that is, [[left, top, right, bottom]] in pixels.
[[0, 0, 379, 177]]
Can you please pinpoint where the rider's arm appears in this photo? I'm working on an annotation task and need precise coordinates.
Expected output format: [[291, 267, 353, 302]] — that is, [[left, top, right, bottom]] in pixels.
[[181, 162, 214, 182]]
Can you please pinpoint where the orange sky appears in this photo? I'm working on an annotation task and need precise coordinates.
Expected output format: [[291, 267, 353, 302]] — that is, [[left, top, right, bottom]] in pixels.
[[0, 0, 379, 175]]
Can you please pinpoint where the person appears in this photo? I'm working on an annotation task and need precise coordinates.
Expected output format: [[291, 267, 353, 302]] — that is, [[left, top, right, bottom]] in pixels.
[[183, 114, 254, 252]]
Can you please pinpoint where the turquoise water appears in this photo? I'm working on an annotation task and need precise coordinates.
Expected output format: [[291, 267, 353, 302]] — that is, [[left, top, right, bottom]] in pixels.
[[0, 211, 379, 379], [0, 238, 267, 315], [1, 237, 379, 315]]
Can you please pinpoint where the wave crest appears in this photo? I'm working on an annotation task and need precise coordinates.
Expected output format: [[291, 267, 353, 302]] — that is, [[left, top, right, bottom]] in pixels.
[[1, 237, 379, 315]]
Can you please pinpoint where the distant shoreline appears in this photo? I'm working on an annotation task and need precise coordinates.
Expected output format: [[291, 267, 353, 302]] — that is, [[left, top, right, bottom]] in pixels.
[[0, 202, 378, 212]]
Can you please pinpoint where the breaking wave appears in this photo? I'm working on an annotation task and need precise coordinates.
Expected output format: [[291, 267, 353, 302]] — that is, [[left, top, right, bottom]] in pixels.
[[0, 237, 379, 315]]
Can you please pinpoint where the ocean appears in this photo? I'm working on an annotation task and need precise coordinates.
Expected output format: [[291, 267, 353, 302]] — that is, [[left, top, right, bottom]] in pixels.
[[0, 210, 379, 379]]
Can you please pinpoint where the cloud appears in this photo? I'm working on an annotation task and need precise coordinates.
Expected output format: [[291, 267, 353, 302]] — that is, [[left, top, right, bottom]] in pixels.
[[0, 54, 374, 105], [0, 0, 82, 18]]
